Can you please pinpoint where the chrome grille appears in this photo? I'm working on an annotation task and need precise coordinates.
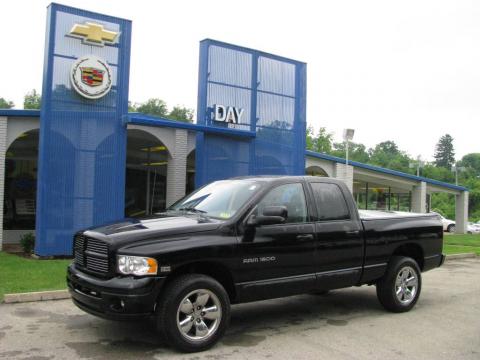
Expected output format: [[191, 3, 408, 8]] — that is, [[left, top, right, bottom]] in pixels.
[[73, 235, 109, 275]]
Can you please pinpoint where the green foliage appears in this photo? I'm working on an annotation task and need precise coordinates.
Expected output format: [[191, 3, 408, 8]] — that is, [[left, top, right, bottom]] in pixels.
[[331, 142, 370, 163], [0, 97, 14, 109], [134, 98, 168, 117], [20, 233, 35, 254], [459, 153, 480, 175], [306, 126, 333, 153], [430, 193, 455, 220], [368, 141, 411, 172], [130, 98, 194, 123], [434, 134, 455, 169], [23, 89, 41, 109], [167, 106, 194, 123]]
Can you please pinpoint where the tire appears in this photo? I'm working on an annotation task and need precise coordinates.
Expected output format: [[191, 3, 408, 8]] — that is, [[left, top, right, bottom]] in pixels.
[[376, 256, 422, 313], [447, 224, 455, 233], [156, 274, 230, 353]]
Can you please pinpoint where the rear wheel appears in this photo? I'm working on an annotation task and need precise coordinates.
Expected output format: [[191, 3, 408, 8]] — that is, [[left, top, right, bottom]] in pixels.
[[156, 274, 230, 352], [376, 256, 422, 313]]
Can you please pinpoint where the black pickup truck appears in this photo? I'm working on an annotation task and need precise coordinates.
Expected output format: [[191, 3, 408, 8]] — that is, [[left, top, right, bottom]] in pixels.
[[67, 176, 445, 352]]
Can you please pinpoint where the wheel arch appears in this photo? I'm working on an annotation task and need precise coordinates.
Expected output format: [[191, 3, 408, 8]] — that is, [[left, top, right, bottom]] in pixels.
[[163, 261, 237, 303], [391, 243, 424, 270]]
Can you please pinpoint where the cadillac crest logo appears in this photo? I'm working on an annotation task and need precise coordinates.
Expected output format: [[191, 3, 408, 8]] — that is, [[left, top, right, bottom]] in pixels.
[[70, 55, 112, 99]]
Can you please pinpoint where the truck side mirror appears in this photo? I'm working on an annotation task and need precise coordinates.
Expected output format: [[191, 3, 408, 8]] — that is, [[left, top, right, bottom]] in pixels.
[[247, 206, 287, 226]]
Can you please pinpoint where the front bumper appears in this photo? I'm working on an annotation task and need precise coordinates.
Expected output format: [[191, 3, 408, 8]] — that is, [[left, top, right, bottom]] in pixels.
[[67, 264, 166, 321]]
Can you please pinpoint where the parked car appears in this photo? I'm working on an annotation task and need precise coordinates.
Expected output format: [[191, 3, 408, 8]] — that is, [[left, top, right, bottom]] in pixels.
[[67, 176, 445, 352], [468, 222, 480, 234], [434, 213, 456, 233]]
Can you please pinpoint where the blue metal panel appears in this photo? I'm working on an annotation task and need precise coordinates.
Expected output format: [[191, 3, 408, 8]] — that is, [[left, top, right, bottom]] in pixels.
[[35, 4, 131, 256], [0, 110, 41, 117], [195, 39, 307, 187]]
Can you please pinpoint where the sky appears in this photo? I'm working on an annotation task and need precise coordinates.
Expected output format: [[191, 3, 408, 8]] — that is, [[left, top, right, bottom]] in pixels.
[[0, 0, 479, 161]]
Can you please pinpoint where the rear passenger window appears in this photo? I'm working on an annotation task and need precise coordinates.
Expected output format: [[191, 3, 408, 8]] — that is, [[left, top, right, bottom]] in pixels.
[[310, 183, 350, 221]]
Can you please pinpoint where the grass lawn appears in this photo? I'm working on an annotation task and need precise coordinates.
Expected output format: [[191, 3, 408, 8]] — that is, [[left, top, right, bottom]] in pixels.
[[0, 252, 71, 301], [443, 234, 480, 255]]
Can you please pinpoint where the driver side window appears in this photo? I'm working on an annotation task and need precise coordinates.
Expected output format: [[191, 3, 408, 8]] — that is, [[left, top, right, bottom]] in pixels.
[[257, 183, 307, 224]]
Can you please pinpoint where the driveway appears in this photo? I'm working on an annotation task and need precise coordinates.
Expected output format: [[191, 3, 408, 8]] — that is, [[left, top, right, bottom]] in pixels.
[[0, 258, 479, 360]]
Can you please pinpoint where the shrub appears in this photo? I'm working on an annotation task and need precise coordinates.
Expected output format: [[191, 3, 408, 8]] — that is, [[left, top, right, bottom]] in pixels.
[[20, 233, 35, 254]]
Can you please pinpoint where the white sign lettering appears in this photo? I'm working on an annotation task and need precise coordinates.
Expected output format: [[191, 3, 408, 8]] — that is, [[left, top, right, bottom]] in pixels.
[[214, 104, 244, 124]]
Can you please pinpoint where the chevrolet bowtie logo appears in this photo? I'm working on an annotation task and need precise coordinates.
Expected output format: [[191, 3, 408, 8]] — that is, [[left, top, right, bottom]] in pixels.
[[68, 22, 119, 47]]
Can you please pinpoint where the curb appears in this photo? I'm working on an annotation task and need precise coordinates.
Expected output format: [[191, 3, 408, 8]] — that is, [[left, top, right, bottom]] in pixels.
[[3, 290, 70, 304], [445, 253, 477, 260]]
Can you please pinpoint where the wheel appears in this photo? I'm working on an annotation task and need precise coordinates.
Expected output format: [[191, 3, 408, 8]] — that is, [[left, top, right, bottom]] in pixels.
[[156, 274, 230, 353], [447, 224, 455, 233], [376, 256, 422, 313]]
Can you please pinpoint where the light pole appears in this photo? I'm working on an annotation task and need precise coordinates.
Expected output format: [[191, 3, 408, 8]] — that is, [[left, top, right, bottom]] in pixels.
[[409, 155, 424, 177], [343, 129, 355, 166], [451, 164, 466, 186]]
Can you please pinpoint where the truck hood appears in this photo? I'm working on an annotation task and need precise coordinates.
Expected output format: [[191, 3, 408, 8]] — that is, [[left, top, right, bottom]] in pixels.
[[83, 214, 223, 246]]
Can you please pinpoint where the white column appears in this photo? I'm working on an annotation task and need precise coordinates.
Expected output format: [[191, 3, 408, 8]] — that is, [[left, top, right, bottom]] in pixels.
[[455, 191, 469, 234], [411, 181, 427, 213], [334, 163, 353, 193], [0, 117, 7, 251], [166, 129, 188, 207]]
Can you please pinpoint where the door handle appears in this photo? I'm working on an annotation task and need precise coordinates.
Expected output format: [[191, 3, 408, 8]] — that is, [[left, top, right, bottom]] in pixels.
[[346, 230, 360, 236], [296, 234, 314, 241]]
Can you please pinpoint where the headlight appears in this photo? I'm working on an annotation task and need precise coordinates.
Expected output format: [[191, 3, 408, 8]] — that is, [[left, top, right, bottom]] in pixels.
[[117, 255, 158, 276]]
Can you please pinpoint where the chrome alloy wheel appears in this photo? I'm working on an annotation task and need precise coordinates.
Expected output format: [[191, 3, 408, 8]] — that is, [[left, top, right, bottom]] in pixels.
[[176, 289, 222, 342], [395, 266, 418, 305]]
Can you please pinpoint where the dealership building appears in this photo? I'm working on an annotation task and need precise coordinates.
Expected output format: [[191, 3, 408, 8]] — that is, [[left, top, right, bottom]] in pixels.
[[0, 4, 469, 256]]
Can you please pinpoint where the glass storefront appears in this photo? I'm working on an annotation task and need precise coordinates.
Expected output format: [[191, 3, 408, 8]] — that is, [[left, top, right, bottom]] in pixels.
[[125, 129, 168, 217], [353, 181, 411, 211], [3, 130, 39, 230]]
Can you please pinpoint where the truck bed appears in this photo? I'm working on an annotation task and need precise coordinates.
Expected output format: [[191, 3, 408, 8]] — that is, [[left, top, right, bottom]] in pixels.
[[359, 210, 439, 221]]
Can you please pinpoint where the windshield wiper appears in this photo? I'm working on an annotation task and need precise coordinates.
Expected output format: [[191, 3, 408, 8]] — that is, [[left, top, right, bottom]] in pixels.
[[178, 207, 208, 214]]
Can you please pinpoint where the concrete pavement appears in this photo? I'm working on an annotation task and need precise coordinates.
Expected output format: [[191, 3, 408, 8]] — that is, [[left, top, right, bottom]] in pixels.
[[0, 258, 479, 359]]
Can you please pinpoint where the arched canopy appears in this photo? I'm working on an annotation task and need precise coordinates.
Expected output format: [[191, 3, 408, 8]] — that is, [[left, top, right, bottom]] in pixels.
[[306, 165, 329, 177]]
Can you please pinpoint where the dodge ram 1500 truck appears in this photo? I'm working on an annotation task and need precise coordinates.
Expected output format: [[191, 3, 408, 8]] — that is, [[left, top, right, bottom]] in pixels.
[[67, 176, 445, 352]]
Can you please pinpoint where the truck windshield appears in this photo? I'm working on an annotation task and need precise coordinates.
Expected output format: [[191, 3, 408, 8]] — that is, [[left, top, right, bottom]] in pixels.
[[167, 180, 262, 219]]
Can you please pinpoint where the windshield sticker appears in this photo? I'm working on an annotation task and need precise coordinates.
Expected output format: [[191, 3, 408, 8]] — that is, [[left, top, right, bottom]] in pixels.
[[248, 185, 257, 191], [219, 212, 231, 219]]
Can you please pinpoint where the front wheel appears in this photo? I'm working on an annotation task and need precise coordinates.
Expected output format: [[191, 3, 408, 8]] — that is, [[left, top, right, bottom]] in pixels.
[[376, 256, 422, 313], [156, 274, 230, 353], [447, 224, 455, 233]]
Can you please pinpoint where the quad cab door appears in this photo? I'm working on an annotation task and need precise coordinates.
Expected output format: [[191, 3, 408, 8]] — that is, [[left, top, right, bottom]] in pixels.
[[308, 181, 364, 290], [237, 182, 317, 302]]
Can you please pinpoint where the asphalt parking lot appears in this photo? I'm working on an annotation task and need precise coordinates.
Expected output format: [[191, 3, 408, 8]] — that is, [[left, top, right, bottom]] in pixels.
[[0, 258, 479, 360]]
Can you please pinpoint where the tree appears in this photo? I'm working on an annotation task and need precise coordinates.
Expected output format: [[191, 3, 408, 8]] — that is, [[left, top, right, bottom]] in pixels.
[[434, 134, 455, 169], [306, 126, 333, 153], [167, 106, 194, 123], [24, 89, 41, 109], [135, 98, 168, 117], [128, 101, 136, 112], [0, 97, 14, 109], [459, 153, 480, 175], [368, 141, 411, 172], [331, 142, 370, 163]]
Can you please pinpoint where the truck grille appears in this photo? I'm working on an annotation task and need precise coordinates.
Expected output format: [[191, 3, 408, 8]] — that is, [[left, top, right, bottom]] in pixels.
[[73, 235, 110, 275]]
